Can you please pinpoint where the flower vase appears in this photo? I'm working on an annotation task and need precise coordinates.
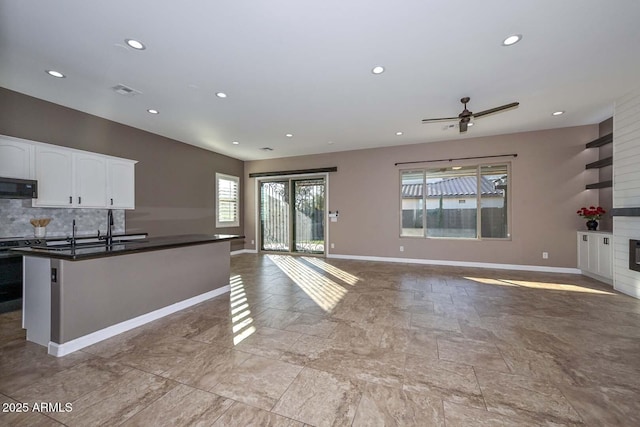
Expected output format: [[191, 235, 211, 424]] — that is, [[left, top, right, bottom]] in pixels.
[[586, 220, 598, 231]]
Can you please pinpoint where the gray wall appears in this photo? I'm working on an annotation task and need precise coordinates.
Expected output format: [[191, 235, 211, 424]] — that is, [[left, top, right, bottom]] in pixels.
[[245, 125, 600, 269], [0, 88, 244, 249]]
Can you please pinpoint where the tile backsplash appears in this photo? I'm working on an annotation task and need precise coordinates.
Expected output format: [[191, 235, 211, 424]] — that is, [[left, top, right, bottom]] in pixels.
[[0, 199, 124, 238]]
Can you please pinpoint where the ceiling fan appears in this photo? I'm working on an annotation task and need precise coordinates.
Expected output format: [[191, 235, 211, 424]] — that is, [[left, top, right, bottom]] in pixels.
[[421, 97, 519, 133]]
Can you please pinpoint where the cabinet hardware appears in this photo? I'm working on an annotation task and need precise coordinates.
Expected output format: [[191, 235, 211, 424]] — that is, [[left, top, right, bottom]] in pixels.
[[69, 196, 72, 204], [582, 235, 588, 241], [78, 196, 81, 204], [110, 198, 113, 205], [604, 237, 609, 245]]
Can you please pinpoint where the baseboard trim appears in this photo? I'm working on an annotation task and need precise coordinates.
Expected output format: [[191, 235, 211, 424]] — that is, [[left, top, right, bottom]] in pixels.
[[326, 253, 581, 274], [579, 270, 613, 286], [614, 281, 640, 299], [47, 285, 230, 357], [231, 248, 258, 255]]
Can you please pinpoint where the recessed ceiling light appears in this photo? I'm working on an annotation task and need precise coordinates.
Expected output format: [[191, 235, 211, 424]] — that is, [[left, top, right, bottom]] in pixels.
[[46, 70, 65, 78], [372, 66, 385, 74], [502, 34, 522, 46], [468, 122, 474, 127], [552, 111, 565, 116], [232, 141, 239, 145], [215, 92, 227, 98], [452, 166, 462, 170], [125, 39, 146, 50], [395, 131, 403, 136], [327, 141, 334, 145], [285, 133, 293, 138], [146, 109, 159, 114]]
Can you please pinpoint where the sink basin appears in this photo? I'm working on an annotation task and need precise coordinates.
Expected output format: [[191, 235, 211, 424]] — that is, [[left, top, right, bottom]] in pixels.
[[30, 234, 148, 251], [31, 242, 109, 251], [31, 238, 147, 251]]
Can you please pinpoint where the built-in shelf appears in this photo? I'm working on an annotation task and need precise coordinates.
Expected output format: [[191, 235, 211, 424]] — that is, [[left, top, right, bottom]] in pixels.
[[585, 132, 613, 148], [585, 156, 613, 169], [584, 132, 613, 190], [586, 180, 612, 190], [611, 207, 640, 217]]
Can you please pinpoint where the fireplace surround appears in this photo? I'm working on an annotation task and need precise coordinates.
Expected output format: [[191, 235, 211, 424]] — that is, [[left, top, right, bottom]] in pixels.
[[630, 239, 640, 273]]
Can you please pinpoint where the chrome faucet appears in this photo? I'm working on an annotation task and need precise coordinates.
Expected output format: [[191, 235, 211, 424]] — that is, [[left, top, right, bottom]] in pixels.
[[67, 219, 77, 247], [106, 209, 114, 245]]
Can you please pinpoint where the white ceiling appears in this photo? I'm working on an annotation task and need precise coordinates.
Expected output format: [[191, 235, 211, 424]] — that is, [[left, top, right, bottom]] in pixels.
[[1, 1, 639, 161]]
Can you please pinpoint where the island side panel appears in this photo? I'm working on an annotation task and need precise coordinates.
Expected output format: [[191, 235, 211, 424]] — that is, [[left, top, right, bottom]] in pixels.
[[23, 256, 52, 346], [50, 241, 230, 344]]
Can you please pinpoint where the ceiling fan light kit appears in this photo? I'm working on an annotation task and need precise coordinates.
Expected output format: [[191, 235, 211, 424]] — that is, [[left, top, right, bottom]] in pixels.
[[421, 97, 519, 133]]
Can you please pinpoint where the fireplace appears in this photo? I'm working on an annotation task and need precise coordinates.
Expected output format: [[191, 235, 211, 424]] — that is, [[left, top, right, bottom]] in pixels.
[[630, 240, 640, 272]]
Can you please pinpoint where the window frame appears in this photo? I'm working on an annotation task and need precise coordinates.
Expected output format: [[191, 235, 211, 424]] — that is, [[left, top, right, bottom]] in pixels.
[[399, 162, 511, 240], [216, 172, 240, 228]]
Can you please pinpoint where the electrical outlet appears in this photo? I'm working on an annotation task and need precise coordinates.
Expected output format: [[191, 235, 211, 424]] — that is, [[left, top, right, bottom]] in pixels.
[[331, 243, 335, 249], [251, 240, 255, 245], [400, 246, 404, 252], [542, 252, 549, 259]]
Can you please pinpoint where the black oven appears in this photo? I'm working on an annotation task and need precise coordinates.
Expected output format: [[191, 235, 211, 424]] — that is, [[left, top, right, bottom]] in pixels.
[[0, 238, 45, 313], [0, 254, 22, 313]]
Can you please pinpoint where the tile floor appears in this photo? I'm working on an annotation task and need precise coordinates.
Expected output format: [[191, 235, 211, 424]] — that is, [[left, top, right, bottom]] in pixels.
[[1, 253, 640, 426]]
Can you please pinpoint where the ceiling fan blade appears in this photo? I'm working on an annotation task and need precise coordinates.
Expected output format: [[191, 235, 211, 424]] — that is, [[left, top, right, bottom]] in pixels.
[[421, 116, 459, 123], [473, 102, 519, 118], [459, 121, 468, 133]]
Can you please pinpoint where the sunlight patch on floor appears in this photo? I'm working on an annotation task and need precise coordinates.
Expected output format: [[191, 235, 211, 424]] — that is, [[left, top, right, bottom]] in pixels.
[[229, 275, 256, 345], [268, 255, 347, 312], [464, 276, 615, 295], [301, 257, 360, 285]]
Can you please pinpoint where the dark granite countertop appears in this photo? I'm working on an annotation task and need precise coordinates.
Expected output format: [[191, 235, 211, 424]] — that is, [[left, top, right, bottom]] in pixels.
[[10, 234, 243, 261]]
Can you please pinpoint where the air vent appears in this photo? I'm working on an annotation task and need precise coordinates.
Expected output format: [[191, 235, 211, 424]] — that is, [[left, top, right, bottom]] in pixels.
[[260, 147, 274, 151], [111, 84, 142, 97]]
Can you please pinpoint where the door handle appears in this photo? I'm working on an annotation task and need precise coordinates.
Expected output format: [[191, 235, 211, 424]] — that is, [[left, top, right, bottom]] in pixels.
[[78, 196, 81, 205]]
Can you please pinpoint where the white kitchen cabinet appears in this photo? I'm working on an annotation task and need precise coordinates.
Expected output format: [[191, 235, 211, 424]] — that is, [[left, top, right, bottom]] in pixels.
[[74, 152, 108, 208], [29, 140, 136, 209], [577, 231, 613, 284], [108, 159, 136, 209], [0, 136, 33, 179], [33, 145, 74, 207]]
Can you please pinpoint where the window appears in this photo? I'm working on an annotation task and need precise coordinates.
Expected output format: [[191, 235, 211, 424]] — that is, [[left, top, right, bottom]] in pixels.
[[400, 164, 509, 239], [216, 173, 240, 228]]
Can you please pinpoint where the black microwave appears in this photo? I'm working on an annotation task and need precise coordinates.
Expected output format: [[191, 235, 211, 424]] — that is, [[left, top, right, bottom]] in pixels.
[[0, 177, 38, 199]]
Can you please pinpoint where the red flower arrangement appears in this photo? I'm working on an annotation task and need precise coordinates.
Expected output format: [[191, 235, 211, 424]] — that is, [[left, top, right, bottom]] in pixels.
[[577, 206, 606, 220]]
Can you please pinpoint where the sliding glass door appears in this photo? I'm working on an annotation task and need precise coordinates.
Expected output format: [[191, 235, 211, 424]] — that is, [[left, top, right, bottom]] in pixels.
[[260, 181, 290, 252], [260, 177, 325, 254]]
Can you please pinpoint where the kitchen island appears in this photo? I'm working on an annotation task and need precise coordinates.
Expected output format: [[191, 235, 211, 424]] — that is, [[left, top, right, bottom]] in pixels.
[[12, 234, 242, 356]]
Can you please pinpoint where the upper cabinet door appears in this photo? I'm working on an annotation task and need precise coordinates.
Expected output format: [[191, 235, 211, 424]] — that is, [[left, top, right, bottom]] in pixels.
[[108, 159, 136, 209], [0, 137, 33, 179], [33, 145, 74, 207], [74, 153, 108, 208]]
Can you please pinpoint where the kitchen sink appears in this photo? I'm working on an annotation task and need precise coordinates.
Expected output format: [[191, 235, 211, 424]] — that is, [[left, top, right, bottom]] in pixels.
[[30, 242, 107, 251], [30, 238, 147, 251]]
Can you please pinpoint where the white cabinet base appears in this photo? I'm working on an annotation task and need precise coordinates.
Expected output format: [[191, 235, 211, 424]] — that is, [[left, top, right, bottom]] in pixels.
[[577, 231, 613, 285]]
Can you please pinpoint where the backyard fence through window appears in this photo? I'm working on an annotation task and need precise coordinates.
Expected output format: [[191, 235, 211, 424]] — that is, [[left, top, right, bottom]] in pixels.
[[400, 164, 509, 239]]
